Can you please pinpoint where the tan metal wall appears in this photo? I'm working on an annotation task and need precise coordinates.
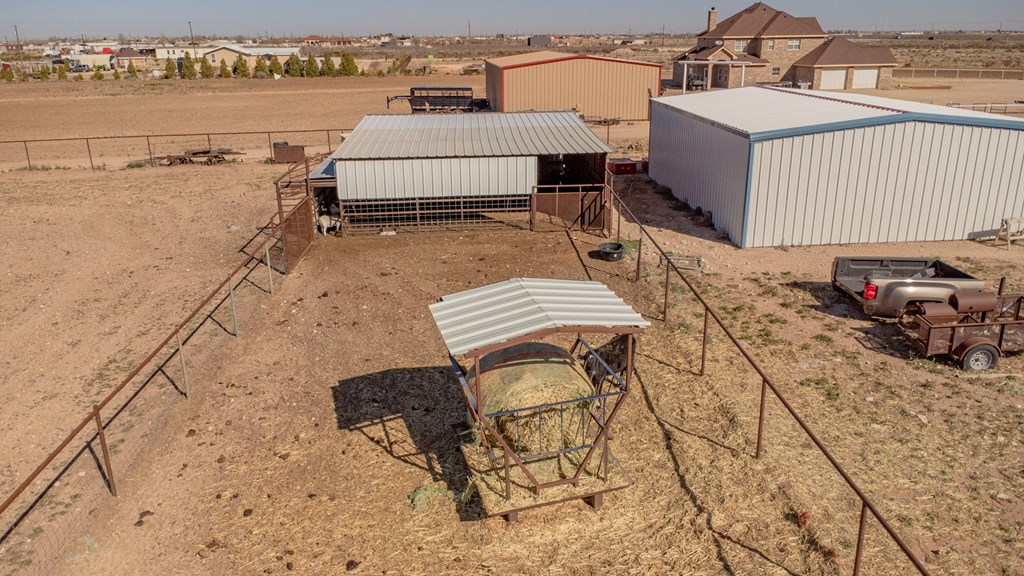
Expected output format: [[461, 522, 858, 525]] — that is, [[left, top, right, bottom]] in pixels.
[[745, 122, 1024, 247], [485, 62, 503, 111], [500, 58, 660, 121]]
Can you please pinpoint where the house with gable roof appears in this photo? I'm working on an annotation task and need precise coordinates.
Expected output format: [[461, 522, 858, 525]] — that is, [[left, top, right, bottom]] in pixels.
[[674, 3, 897, 91]]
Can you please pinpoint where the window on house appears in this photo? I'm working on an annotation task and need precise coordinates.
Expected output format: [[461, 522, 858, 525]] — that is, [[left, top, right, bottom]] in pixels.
[[766, 39, 775, 50], [734, 39, 748, 52], [772, 67, 780, 76], [210, 54, 216, 62], [787, 39, 801, 50]]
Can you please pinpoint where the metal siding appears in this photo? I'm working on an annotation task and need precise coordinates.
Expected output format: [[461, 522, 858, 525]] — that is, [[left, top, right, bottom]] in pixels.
[[429, 278, 649, 357], [746, 121, 1024, 246], [485, 62, 503, 111], [503, 58, 659, 121], [337, 156, 537, 200], [649, 101, 750, 245]]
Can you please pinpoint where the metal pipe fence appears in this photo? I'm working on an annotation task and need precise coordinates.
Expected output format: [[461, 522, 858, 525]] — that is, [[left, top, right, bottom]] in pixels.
[[0, 165, 315, 574], [893, 67, 1023, 80], [945, 102, 1024, 116], [0, 128, 353, 171], [604, 178, 932, 576]]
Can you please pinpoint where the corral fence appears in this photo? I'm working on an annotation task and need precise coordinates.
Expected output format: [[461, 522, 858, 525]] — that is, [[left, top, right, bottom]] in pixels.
[[0, 128, 354, 171], [0, 161, 317, 576], [946, 102, 1024, 116], [893, 67, 1023, 80], [602, 174, 932, 576]]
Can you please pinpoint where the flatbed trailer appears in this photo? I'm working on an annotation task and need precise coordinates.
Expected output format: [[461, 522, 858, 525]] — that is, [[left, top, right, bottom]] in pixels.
[[899, 292, 1024, 370]]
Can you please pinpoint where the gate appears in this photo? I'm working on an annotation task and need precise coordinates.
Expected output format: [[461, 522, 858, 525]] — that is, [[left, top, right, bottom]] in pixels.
[[531, 184, 607, 232], [281, 196, 314, 274]]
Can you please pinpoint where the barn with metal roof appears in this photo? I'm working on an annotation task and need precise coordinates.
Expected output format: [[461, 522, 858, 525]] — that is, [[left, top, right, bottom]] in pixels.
[[326, 111, 612, 233], [648, 86, 1024, 247], [484, 51, 662, 121]]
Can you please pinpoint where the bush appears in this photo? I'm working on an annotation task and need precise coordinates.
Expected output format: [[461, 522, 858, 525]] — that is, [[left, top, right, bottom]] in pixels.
[[286, 54, 302, 77], [339, 53, 358, 76], [112, 68, 121, 79], [163, 57, 176, 79], [75, 73, 84, 81], [38, 65, 50, 80], [18, 70, 29, 82], [218, 59, 231, 78], [56, 65, 67, 80], [0, 67, 14, 81], [127, 61, 137, 78], [181, 52, 197, 79], [91, 70, 104, 80], [232, 54, 250, 78], [304, 55, 320, 77], [321, 53, 336, 76], [254, 58, 269, 78], [199, 56, 214, 78], [269, 58, 283, 76]]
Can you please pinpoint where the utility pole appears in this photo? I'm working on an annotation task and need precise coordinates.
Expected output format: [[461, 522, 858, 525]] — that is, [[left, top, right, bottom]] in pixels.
[[467, 20, 472, 56], [187, 21, 195, 57], [13, 25, 19, 48]]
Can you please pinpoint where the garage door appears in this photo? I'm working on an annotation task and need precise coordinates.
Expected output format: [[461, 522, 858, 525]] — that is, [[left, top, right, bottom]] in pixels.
[[820, 69, 845, 90], [852, 67, 879, 89]]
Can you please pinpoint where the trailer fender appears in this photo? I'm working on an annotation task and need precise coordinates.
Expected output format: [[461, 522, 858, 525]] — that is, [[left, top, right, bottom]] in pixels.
[[952, 337, 1001, 360]]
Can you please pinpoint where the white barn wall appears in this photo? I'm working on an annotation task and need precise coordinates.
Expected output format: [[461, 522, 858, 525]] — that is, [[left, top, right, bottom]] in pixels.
[[648, 101, 750, 245], [337, 156, 538, 201], [745, 122, 1024, 247]]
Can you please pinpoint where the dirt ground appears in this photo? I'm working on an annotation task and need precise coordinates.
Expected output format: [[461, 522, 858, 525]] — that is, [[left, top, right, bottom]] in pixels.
[[1, 75, 1023, 575]]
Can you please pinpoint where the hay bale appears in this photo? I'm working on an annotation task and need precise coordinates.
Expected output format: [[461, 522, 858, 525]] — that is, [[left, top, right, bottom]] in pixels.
[[469, 343, 594, 456]]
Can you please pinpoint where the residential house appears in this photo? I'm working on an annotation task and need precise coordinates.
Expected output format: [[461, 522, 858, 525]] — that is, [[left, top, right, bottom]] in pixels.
[[116, 48, 149, 70], [674, 3, 896, 90], [200, 45, 301, 71]]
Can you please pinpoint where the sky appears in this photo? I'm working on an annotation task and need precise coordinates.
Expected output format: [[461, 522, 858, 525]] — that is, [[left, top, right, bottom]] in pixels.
[[3, 0, 1023, 40]]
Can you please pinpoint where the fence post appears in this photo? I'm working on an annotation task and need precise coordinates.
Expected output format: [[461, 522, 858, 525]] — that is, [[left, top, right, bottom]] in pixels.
[[663, 263, 671, 322], [634, 233, 643, 282], [176, 331, 189, 398], [229, 282, 239, 336], [86, 138, 94, 170], [755, 379, 767, 458], [326, 130, 331, 153], [146, 136, 154, 164], [267, 132, 273, 159], [93, 406, 117, 496], [265, 244, 274, 294], [207, 133, 212, 151], [23, 141, 32, 170], [700, 308, 709, 376], [853, 502, 868, 575]]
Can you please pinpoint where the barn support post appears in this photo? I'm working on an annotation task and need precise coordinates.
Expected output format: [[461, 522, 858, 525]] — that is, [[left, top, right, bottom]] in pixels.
[[700, 307, 709, 376], [265, 245, 274, 294], [23, 141, 31, 170], [755, 378, 767, 458], [229, 282, 239, 336], [176, 331, 189, 398], [93, 405, 116, 496], [85, 138, 94, 170]]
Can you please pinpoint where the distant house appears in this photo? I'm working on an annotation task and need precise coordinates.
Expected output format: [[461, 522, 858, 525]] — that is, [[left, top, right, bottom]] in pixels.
[[674, 3, 896, 90], [301, 35, 328, 47], [116, 48, 148, 70], [155, 46, 203, 60], [201, 45, 300, 71]]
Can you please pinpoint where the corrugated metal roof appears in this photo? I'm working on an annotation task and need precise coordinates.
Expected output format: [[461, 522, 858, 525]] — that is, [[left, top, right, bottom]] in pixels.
[[429, 278, 649, 357], [653, 86, 1024, 141], [485, 50, 663, 69], [332, 112, 612, 160]]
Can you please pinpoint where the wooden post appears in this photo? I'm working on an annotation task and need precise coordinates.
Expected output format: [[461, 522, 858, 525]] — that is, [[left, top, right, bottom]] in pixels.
[[267, 132, 273, 159], [93, 406, 117, 496], [86, 138, 94, 170], [634, 233, 643, 282], [853, 502, 868, 575], [755, 379, 767, 458], [206, 133, 212, 151], [663, 262, 671, 322], [23, 141, 31, 170], [176, 331, 189, 398], [229, 283, 239, 336], [146, 136, 154, 164], [265, 245, 274, 294], [700, 308, 709, 376]]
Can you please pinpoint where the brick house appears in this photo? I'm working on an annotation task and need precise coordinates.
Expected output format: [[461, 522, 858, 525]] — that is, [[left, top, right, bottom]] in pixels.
[[674, 3, 896, 90]]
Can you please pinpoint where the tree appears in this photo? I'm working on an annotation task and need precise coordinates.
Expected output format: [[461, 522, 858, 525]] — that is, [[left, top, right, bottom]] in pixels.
[[219, 59, 232, 78], [112, 68, 121, 79], [92, 70, 105, 80], [56, 65, 67, 80], [181, 52, 197, 79], [75, 73, 84, 81], [254, 58, 269, 78], [269, 58, 283, 76], [199, 56, 214, 78], [164, 57, 177, 79], [232, 54, 249, 78], [38, 65, 50, 80], [0, 67, 14, 82], [126, 61, 138, 78], [339, 52, 358, 76], [304, 55, 320, 77], [321, 53, 336, 76], [285, 54, 302, 77]]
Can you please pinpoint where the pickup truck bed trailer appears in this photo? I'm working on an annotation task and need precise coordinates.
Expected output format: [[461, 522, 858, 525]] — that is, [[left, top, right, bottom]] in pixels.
[[831, 257, 986, 317], [899, 292, 1024, 370]]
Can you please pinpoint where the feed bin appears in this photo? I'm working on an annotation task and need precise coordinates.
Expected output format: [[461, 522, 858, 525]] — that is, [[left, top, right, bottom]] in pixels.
[[429, 278, 649, 520]]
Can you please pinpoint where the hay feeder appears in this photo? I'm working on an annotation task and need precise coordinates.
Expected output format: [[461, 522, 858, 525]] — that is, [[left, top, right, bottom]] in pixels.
[[429, 278, 649, 521]]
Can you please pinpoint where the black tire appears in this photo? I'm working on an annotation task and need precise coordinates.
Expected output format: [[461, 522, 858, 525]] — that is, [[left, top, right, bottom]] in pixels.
[[959, 344, 1000, 371]]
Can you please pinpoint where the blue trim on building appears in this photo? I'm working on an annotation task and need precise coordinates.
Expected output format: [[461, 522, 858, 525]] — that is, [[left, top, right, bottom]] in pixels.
[[740, 141, 755, 249], [749, 112, 1024, 142]]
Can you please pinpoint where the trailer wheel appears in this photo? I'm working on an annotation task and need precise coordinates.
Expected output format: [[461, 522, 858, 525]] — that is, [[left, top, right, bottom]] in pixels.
[[959, 344, 1000, 371]]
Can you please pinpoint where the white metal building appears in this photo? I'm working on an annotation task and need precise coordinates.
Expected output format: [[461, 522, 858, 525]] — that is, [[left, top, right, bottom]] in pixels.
[[649, 86, 1024, 247]]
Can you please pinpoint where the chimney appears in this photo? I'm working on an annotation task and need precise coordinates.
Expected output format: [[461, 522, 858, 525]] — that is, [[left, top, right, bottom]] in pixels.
[[707, 7, 718, 32]]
